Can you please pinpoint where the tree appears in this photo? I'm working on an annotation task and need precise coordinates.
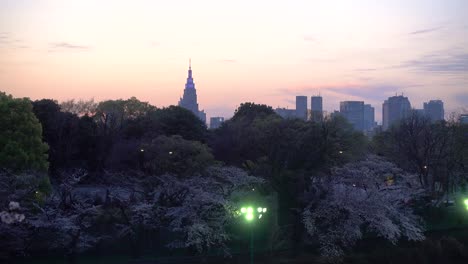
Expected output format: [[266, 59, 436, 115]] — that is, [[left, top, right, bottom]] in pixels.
[[160, 166, 265, 254], [302, 155, 425, 258], [60, 98, 98, 116], [0, 92, 48, 172], [209, 103, 281, 165], [33, 99, 81, 174], [94, 97, 154, 137], [373, 111, 467, 195], [231, 102, 277, 123], [126, 105, 207, 142], [142, 135, 214, 176]]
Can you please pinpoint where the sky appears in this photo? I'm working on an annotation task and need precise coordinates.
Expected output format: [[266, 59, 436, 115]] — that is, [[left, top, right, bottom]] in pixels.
[[1, 0, 467, 122]]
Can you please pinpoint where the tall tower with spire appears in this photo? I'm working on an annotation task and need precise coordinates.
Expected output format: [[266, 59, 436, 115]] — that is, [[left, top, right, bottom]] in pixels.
[[178, 59, 206, 123]]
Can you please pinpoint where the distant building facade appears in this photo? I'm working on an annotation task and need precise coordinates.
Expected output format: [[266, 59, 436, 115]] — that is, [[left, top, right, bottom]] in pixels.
[[382, 95, 411, 130], [340, 101, 365, 131], [311, 96, 323, 122], [423, 100, 444, 122], [275, 108, 296, 119], [414, 109, 425, 117], [459, 114, 468, 124], [296, 96, 308, 120], [178, 60, 206, 123], [209, 117, 224, 129], [363, 104, 375, 131]]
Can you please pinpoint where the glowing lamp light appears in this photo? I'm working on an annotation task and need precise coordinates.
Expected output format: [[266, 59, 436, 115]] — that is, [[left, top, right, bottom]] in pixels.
[[239, 206, 268, 222], [464, 199, 468, 210], [245, 213, 254, 221]]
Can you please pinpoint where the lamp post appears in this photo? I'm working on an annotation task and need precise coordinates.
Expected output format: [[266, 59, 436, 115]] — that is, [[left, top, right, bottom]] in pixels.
[[239, 206, 267, 264]]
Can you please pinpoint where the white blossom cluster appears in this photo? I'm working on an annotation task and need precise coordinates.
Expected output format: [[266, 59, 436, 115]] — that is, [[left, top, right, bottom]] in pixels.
[[160, 166, 264, 254], [302, 155, 426, 258], [0, 167, 265, 257], [0, 201, 25, 224]]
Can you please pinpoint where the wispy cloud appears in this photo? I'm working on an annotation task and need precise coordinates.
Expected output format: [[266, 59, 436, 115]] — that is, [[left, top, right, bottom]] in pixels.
[[409, 26, 443, 35], [354, 68, 377, 72], [326, 84, 403, 102], [49, 42, 91, 51], [275, 83, 403, 102], [398, 50, 468, 74], [0, 32, 8, 42]]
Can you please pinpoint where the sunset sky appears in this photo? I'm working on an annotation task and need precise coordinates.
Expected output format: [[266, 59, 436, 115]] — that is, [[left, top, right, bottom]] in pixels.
[[1, 0, 467, 122]]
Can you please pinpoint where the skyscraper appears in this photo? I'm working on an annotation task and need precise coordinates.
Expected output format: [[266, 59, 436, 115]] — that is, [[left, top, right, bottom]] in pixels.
[[340, 101, 365, 131], [311, 96, 323, 122], [296, 96, 308, 120], [382, 95, 411, 130], [423, 100, 444, 122], [178, 60, 206, 123], [363, 104, 375, 131]]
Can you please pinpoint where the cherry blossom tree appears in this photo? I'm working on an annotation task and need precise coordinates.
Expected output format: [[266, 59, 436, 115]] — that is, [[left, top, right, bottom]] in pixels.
[[302, 155, 426, 258], [160, 166, 265, 255]]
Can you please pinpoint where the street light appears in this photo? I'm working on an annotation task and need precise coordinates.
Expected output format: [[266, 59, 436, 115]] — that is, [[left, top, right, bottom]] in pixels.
[[464, 199, 468, 210], [239, 205, 268, 264]]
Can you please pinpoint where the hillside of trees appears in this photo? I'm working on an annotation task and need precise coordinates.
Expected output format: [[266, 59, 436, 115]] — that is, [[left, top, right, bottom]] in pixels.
[[1, 91, 468, 263]]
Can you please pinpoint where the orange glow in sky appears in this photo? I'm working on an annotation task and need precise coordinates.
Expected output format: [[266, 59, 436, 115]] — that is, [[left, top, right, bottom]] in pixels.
[[1, 0, 467, 121]]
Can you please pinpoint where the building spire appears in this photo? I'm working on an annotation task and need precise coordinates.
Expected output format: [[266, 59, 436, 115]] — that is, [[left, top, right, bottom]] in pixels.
[[188, 58, 193, 79]]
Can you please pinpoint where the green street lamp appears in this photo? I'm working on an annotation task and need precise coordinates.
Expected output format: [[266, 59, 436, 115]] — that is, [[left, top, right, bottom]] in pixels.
[[464, 199, 468, 210], [239, 205, 268, 264]]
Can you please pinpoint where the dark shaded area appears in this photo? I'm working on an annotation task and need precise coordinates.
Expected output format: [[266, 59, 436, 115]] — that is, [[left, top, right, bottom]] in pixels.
[[2, 94, 468, 263]]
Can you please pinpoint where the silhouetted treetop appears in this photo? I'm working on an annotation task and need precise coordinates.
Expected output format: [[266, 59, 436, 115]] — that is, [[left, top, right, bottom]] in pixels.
[[231, 102, 278, 123]]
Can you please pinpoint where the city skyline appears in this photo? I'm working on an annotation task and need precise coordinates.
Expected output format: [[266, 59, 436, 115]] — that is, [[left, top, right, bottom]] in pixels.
[[1, 0, 468, 121]]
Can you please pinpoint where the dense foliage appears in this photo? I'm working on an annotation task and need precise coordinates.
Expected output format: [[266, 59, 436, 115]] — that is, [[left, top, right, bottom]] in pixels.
[[0, 92, 48, 172], [373, 111, 468, 196], [1, 93, 468, 263], [0, 167, 264, 258]]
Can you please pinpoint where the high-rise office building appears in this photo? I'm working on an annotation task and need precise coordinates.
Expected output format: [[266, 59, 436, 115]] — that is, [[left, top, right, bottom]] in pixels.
[[296, 96, 308, 120], [178, 60, 206, 123], [311, 96, 323, 122], [210, 117, 224, 129], [340, 101, 365, 131], [363, 104, 375, 131], [382, 95, 411, 130], [423, 100, 444, 122]]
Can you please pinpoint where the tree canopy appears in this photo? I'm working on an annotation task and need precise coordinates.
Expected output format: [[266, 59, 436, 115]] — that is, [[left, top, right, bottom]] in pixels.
[[0, 92, 48, 172]]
